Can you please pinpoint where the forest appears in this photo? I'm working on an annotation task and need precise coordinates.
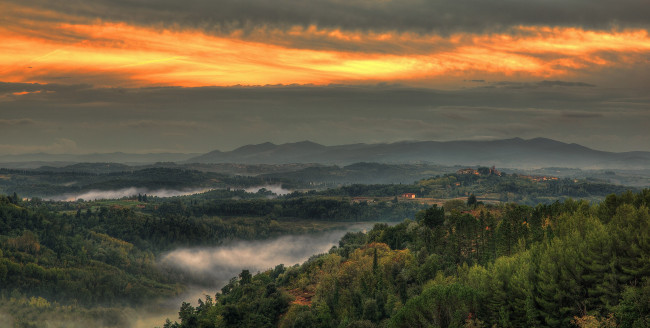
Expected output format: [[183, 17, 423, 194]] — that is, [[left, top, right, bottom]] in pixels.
[[162, 190, 650, 328], [0, 189, 422, 327], [0, 167, 647, 327]]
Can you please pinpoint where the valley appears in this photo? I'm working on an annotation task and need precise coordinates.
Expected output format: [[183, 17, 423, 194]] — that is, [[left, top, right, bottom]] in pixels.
[[0, 150, 647, 327]]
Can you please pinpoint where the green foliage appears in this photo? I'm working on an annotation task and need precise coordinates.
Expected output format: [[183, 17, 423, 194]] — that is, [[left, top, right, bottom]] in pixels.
[[416, 204, 445, 229], [615, 278, 650, 328], [176, 197, 426, 222], [166, 271, 292, 328], [2, 184, 649, 328], [390, 282, 481, 328], [164, 189, 650, 328], [0, 197, 180, 307]]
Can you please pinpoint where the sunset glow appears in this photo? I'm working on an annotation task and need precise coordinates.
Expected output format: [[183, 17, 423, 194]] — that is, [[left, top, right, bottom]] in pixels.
[[2, 19, 649, 87]]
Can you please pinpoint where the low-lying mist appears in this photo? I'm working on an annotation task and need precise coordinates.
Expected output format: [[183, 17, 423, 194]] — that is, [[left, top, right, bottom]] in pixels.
[[3, 225, 369, 327], [158, 228, 365, 287], [45, 187, 212, 201], [244, 184, 292, 196], [131, 226, 369, 328]]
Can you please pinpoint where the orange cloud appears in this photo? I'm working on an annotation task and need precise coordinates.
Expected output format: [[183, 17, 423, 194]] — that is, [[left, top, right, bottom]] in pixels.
[[1, 18, 649, 87]]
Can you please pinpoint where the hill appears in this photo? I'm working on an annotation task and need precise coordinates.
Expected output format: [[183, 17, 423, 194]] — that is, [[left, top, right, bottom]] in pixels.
[[161, 189, 650, 328]]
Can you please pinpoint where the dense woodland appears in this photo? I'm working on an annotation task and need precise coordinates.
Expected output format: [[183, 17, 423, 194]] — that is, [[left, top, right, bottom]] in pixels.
[[155, 197, 426, 222], [0, 166, 647, 327], [0, 190, 423, 327], [163, 190, 650, 328]]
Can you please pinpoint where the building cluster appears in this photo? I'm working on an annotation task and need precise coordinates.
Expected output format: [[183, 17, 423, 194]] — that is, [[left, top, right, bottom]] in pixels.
[[456, 166, 502, 176], [457, 168, 480, 175]]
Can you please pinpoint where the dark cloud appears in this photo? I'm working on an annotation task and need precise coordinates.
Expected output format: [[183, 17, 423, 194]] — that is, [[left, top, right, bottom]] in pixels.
[[561, 111, 604, 119], [0, 119, 36, 127], [487, 122, 544, 137], [8, 0, 650, 35], [537, 81, 596, 88], [0, 82, 90, 95], [0, 82, 637, 117], [441, 112, 472, 121], [490, 80, 596, 89], [120, 120, 206, 129]]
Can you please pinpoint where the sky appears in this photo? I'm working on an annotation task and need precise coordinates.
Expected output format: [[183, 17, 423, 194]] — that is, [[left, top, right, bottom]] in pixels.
[[1, 0, 649, 155]]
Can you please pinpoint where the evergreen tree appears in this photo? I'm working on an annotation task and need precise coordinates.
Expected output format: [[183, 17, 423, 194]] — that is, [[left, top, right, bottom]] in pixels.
[[467, 194, 477, 207]]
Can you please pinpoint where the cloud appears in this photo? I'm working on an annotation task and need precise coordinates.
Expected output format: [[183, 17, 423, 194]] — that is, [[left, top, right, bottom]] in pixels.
[[0, 118, 36, 126], [561, 111, 604, 119], [487, 122, 544, 136], [2, 12, 649, 88], [120, 120, 206, 129], [5, 1, 649, 35], [0, 82, 94, 100], [537, 80, 596, 88], [490, 80, 596, 89]]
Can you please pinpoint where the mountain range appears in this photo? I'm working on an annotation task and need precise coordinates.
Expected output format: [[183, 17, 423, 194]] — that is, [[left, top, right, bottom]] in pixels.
[[188, 138, 650, 169], [1, 138, 649, 169]]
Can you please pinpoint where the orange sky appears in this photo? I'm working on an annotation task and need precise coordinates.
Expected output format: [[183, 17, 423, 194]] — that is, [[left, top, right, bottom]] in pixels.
[[1, 18, 650, 87]]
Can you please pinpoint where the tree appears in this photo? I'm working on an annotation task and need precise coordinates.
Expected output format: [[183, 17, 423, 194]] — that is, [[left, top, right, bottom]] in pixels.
[[390, 282, 481, 328], [8, 192, 19, 204], [615, 278, 650, 328], [240, 269, 252, 285], [416, 205, 445, 229], [178, 302, 197, 327], [467, 194, 477, 208]]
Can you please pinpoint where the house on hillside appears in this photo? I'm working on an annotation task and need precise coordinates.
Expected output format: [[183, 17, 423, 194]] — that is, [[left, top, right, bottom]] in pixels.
[[401, 193, 416, 199], [457, 168, 479, 175]]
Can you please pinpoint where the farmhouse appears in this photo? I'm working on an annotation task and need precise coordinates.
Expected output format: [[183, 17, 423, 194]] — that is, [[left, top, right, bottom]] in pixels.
[[401, 193, 416, 199]]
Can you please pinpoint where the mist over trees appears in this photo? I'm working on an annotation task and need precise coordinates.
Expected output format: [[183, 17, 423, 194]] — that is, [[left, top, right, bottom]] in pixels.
[[163, 190, 650, 328], [0, 167, 648, 327]]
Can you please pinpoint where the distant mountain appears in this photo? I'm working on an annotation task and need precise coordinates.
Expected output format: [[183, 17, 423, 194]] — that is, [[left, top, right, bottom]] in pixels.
[[191, 141, 329, 164], [188, 138, 650, 169]]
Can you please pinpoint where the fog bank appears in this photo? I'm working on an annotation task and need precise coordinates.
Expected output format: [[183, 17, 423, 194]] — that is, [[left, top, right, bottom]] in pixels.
[[45, 187, 212, 201], [244, 184, 292, 195], [158, 227, 366, 287], [133, 225, 368, 328]]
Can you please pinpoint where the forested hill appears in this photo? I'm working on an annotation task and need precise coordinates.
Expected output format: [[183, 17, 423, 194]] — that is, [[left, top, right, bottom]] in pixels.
[[0, 193, 417, 327], [163, 190, 650, 328]]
